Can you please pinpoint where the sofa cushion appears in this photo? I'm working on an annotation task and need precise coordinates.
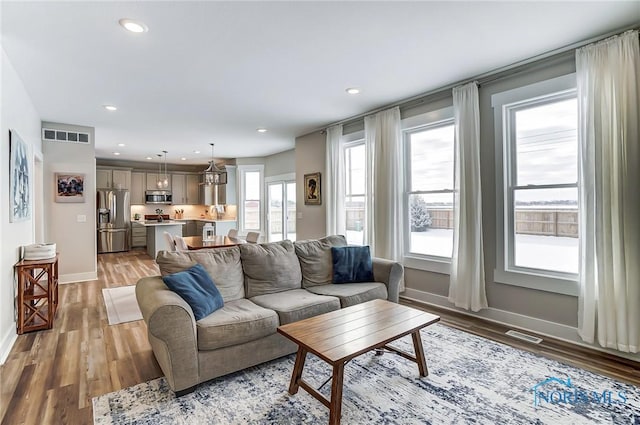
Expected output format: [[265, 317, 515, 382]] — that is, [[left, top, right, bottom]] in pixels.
[[294, 235, 347, 288], [306, 282, 388, 308], [196, 299, 279, 351], [156, 247, 245, 302], [250, 289, 340, 325], [331, 245, 374, 283], [240, 240, 302, 298], [162, 264, 224, 321]]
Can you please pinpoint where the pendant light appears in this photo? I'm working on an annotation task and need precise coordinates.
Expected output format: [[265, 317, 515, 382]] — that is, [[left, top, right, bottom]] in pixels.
[[162, 150, 169, 188], [201, 143, 227, 185], [156, 151, 169, 189]]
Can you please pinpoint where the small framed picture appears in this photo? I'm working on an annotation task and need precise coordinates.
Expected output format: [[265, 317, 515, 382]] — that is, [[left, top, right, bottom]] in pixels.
[[304, 172, 321, 205], [55, 173, 85, 203]]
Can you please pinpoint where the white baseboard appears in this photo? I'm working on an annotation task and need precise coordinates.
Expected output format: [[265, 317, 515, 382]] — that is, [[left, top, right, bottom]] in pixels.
[[401, 288, 640, 363], [60, 271, 98, 284], [0, 325, 17, 365]]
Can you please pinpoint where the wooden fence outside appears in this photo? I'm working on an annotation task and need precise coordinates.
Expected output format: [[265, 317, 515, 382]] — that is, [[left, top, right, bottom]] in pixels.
[[344, 207, 579, 238]]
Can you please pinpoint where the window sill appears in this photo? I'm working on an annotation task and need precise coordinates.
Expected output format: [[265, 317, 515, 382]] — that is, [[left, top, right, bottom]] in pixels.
[[403, 256, 451, 275], [493, 268, 579, 296]]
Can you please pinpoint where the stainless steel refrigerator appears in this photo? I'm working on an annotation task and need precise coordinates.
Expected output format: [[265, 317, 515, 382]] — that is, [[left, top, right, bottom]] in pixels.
[[97, 189, 131, 253]]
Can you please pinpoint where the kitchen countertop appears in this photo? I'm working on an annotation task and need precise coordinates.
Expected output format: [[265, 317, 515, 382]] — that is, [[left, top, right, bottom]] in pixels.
[[173, 218, 237, 222], [133, 220, 186, 226]]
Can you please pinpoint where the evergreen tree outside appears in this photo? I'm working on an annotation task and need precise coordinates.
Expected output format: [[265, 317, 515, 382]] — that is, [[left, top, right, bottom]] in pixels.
[[410, 196, 432, 232]]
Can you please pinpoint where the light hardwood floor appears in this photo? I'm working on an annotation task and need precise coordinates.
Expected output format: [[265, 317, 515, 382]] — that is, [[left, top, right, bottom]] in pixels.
[[1, 250, 638, 424]]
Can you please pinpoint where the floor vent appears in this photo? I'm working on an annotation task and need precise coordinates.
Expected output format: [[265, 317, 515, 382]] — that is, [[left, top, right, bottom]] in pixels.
[[505, 330, 543, 344]]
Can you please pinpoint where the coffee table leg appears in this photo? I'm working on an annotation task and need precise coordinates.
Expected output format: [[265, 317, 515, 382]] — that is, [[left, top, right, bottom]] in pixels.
[[329, 361, 344, 425], [411, 330, 428, 377], [289, 347, 307, 394]]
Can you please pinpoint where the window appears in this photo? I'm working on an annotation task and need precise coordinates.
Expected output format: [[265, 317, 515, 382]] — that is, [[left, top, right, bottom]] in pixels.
[[493, 73, 579, 295], [404, 121, 455, 259], [344, 141, 366, 245], [238, 165, 264, 233]]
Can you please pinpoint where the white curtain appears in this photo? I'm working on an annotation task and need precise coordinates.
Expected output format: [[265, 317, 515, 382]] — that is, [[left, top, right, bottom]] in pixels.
[[364, 107, 404, 291], [576, 30, 640, 353], [325, 124, 346, 236], [448, 82, 488, 312]]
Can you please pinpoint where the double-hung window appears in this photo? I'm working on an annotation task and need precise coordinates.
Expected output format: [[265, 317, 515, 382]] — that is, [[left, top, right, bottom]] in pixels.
[[238, 165, 264, 234], [493, 74, 579, 295], [344, 140, 367, 245], [402, 107, 455, 272]]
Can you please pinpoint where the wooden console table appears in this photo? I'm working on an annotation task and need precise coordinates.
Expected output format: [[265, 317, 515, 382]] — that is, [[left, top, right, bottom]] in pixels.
[[14, 255, 59, 334]]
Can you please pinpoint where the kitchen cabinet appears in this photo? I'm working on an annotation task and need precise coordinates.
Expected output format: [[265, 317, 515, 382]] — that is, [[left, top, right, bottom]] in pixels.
[[172, 173, 201, 205], [131, 172, 146, 204], [97, 167, 131, 190], [186, 174, 200, 204], [146, 173, 171, 191], [172, 174, 186, 204], [131, 222, 147, 247]]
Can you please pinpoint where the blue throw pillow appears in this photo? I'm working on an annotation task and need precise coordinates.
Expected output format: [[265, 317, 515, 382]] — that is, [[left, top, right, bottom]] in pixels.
[[331, 246, 374, 284], [162, 263, 224, 321]]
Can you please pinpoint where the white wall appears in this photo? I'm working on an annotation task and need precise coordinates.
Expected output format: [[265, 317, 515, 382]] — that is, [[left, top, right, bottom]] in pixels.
[[42, 122, 97, 284], [264, 149, 295, 177], [0, 47, 43, 363]]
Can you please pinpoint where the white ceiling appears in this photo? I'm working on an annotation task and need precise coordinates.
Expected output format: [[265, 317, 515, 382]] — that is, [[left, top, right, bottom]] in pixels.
[[2, 1, 638, 164]]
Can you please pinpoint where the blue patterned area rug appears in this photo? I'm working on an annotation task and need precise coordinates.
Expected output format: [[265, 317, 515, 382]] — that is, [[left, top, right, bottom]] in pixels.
[[93, 324, 640, 424]]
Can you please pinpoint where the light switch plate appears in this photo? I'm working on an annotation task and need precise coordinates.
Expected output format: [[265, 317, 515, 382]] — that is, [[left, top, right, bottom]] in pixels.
[[77, 214, 87, 222], [297, 212, 303, 219]]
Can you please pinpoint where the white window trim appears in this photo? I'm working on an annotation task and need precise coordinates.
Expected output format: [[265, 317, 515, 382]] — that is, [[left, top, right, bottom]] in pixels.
[[343, 138, 367, 245], [237, 164, 265, 235], [401, 107, 454, 274], [492, 73, 579, 296]]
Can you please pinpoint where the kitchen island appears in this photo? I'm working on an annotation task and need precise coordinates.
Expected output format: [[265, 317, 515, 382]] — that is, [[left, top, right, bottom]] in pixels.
[[137, 221, 185, 259]]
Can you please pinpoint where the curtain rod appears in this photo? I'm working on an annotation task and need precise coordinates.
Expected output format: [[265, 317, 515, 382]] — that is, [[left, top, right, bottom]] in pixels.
[[315, 24, 639, 134]]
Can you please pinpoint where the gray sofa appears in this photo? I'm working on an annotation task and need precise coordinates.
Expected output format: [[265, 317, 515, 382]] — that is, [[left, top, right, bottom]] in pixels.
[[135, 235, 403, 395]]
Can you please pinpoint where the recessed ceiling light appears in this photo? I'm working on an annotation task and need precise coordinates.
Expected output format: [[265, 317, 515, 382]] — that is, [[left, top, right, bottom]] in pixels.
[[104, 105, 117, 111], [193, 150, 200, 154], [119, 19, 148, 33], [113, 152, 121, 156], [346, 88, 361, 95], [145, 156, 153, 160], [257, 128, 268, 133], [117, 143, 125, 147], [181, 157, 187, 161]]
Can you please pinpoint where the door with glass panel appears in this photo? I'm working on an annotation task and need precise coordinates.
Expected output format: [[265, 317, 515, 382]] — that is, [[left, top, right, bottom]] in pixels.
[[267, 181, 296, 242]]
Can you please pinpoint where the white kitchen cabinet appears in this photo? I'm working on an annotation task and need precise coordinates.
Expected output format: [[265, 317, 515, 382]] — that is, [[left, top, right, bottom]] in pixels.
[[172, 174, 186, 204], [97, 167, 131, 189], [131, 172, 146, 204], [186, 174, 200, 204], [131, 222, 147, 247], [172, 173, 200, 205]]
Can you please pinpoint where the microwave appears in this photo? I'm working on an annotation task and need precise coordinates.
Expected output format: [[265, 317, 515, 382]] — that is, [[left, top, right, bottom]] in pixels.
[[145, 190, 172, 205]]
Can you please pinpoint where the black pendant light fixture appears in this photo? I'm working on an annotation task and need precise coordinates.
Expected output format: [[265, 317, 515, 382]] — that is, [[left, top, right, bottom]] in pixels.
[[202, 143, 227, 185]]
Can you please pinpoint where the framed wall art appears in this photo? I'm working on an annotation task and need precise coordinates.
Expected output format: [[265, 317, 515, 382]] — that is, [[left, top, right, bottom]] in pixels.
[[304, 172, 321, 205], [9, 129, 31, 222], [55, 173, 85, 203]]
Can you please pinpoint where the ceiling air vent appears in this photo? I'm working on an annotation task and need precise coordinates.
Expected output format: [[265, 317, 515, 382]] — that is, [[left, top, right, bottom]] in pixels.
[[42, 128, 90, 144]]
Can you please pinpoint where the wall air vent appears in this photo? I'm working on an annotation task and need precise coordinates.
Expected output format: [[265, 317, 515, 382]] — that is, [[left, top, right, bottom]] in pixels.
[[42, 128, 90, 144], [505, 330, 543, 344]]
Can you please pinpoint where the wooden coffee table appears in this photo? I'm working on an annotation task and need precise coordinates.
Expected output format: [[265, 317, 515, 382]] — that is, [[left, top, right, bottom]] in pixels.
[[277, 299, 440, 425]]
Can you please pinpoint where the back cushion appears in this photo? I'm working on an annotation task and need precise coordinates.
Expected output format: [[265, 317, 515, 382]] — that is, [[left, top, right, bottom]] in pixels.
[[294, 235, 347, 288], [240, 240, 302, 298], [156, 247, 245, 302]]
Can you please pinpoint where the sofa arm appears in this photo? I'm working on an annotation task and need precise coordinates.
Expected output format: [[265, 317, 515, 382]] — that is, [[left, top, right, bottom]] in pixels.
[[136, 276, 199, 392], [372, 257, 403, 303]]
